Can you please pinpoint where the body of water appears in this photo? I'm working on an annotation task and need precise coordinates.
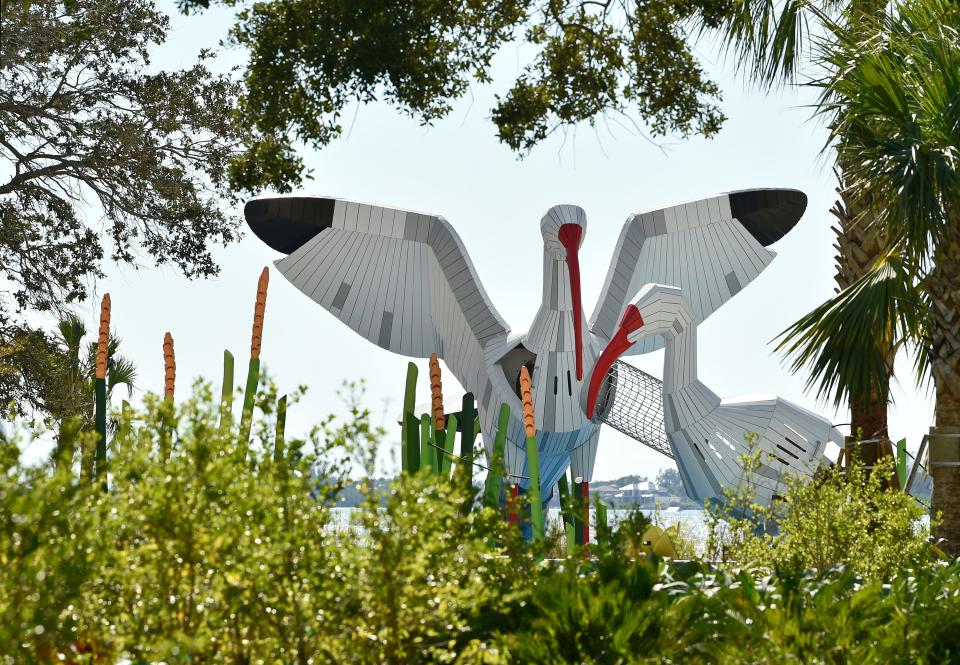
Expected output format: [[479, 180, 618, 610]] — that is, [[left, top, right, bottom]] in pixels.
[[329, 506, 710, 549]]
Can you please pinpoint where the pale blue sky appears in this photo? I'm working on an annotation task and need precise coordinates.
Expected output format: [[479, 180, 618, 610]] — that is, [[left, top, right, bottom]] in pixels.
[[21, 3, 935, 479]]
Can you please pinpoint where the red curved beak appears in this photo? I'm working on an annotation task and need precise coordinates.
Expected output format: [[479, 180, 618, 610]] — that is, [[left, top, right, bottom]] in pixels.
[[558, 224, 584, 381], [585, 305, 644, 419]]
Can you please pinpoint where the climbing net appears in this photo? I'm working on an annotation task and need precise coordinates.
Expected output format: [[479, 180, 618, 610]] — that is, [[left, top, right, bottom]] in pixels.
[[595, 360, 673, 460]]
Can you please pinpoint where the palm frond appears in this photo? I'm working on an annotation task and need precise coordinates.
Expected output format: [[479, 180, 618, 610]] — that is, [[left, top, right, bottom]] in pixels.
[[107, 355, 137, 397], [57, 314, 87, 361], [814, 0, 960, 263], [707, 0, 840, 87], [774, 247, 924, 408]]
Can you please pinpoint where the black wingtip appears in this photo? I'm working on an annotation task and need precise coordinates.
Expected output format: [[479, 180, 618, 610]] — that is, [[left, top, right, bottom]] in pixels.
[[728, 189, 807, 247], [244, 196, 336, 254]]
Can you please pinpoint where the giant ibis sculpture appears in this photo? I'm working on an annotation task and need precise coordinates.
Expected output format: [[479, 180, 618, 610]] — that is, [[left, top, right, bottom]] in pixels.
[[245, 188, 818, 517]]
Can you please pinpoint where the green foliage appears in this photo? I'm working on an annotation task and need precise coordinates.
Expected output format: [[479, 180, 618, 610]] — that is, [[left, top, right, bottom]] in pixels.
[[1, 313, 135, 466], [773, 0, 960, 413], [489, 0, 729, 153], [337, 475, 526, 664], [0, 0, 243, 321], [0, 350, 949, 662], [0, 0, 243, 424], [593, 505, 652, 560], [722, 0, 960, 428], [817, 0, 960, 265], [542, 516, 569, 558], [706, 437, 935, 580], [493, 555, 960, 664], [177, 0, 731, 191], [1, 376, 958, 662], [0, 324, 71, 425], [707, 0, 840, 87], [775, 247, 923, 408], [0, 379, 530, 663]]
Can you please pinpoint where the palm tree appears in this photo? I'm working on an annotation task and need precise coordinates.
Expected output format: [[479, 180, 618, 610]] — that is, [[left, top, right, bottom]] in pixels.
[[775, 247, 922, 478], [813, 0, 960, 553], [702, 0, 896, 448], [51, 313, 136, 476]]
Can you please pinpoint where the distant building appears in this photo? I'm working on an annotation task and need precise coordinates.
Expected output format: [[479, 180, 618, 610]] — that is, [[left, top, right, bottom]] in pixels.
[[615, 481, 659, 504]]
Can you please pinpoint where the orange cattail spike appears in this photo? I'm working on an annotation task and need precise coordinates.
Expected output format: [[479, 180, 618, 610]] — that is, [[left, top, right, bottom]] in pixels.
[[163, 332, 176, 399], [429, 353, 445, 430], [95, 294, 111, 380], [519, 366, 536, 438], [251, 267, 269, 359]]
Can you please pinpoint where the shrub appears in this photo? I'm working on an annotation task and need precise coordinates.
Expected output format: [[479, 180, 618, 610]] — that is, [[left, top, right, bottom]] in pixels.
[[491, 555, 960, 664], [2, 382, 956, 664], [0, 380, 525, 664], [706, 437, 935, 579]]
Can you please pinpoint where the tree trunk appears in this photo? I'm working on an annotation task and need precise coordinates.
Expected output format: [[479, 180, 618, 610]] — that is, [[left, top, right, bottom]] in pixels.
[[849, 384, 889, 442], [831, 171, 894, 449], [926, 227, 960, 556], [847, 384, 898, 488]]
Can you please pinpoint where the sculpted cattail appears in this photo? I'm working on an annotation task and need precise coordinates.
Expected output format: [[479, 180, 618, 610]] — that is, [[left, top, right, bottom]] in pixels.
[[429, 353, 445, 430], [251, 267, 269, 358], [96, 294, 111, 380], [519, 365, 536, 438], [163, 332, 176, 399]]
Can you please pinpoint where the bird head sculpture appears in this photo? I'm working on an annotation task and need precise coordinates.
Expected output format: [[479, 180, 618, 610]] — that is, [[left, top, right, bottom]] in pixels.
[[585, 284, 701, 420], [539, 205, 588, 381]]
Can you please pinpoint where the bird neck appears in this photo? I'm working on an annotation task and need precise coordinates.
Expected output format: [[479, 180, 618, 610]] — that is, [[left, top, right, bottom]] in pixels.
[[527, 253, 584, 353], [663, 325, 698, 395], [661, 323, 722, 429]]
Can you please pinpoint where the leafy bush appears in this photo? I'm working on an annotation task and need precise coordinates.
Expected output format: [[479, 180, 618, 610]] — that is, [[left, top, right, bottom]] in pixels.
[[0, 381, 524, 664], [2, 382, 956, 664], [705, 437, 935, 579], [491, 557, 960, 664], [595, 506, 653, 560]]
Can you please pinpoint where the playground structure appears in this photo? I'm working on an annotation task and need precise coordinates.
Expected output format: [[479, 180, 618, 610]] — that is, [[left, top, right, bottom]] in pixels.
[[245, 189, 852, 523]]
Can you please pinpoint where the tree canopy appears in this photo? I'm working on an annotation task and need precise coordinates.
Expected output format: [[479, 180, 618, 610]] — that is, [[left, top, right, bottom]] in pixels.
[[0, 0, 243, 417], [0, 0, 242, 320], [179, 0, 733, 193]]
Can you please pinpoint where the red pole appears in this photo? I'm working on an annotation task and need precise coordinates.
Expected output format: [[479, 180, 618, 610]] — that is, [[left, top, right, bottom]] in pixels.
[[582, 481, 590, 550], [507, 483, 519, 524]]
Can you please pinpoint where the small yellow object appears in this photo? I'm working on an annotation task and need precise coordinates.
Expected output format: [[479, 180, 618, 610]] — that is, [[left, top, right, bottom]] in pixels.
[[641, 523, 678, 558]]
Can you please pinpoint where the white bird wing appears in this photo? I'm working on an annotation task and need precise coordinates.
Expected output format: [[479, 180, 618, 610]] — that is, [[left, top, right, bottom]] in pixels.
[[589, 188, 807, 354], [245, 196, 510, 393]]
